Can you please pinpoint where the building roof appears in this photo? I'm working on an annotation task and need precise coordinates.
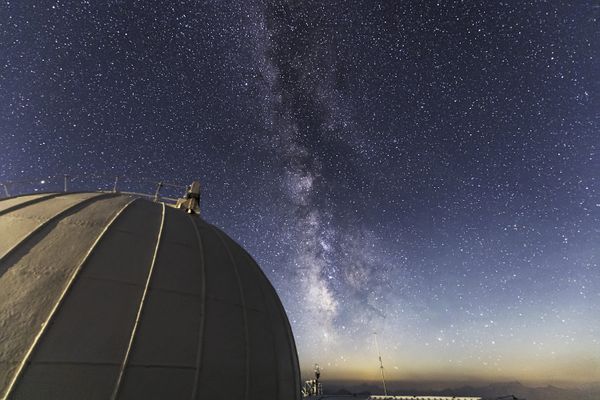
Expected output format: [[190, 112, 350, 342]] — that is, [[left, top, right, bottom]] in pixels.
[[0, 192, 300, 399]]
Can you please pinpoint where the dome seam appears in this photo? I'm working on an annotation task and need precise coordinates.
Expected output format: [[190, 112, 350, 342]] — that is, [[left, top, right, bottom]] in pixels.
[[211, 225, 251, 400], [0, 193, 117, 269], [188, 215, 206, 400], [110, 202, 166, 400]]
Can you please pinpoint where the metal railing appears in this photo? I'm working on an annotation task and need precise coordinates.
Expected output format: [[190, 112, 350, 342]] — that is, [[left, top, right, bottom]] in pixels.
[[0, 174, 188, 204]]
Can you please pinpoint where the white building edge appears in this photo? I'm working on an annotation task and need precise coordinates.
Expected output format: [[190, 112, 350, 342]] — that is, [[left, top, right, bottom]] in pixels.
[[369, 396, 481, 400], [305, 396, 481, 400]]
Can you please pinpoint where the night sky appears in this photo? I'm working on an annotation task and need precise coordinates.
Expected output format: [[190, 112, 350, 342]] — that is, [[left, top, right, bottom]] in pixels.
[[1, 0, 599, 386]]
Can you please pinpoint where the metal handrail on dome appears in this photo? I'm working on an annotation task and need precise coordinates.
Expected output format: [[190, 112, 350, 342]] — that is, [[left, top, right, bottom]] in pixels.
[[102, 190, 180, 204], [0, 174, 185, 201], [0, 174, 202, 214]]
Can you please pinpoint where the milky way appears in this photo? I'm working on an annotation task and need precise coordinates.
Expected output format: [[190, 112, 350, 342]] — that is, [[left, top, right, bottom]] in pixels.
[[1, 0, 598, 385]]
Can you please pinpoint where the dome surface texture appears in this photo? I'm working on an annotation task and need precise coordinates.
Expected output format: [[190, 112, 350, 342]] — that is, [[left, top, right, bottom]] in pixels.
[[0, 192, 300, 400]]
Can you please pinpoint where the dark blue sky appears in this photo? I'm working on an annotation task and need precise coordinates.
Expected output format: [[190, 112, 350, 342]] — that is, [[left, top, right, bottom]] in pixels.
[[1, 0, 598, 384]]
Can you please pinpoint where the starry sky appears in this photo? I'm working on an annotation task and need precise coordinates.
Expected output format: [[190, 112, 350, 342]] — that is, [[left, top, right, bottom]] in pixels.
[[1, 0, 599, 387]]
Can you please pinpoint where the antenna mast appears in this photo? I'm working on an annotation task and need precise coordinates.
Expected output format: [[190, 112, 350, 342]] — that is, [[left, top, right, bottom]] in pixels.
[[373, 331, 388, 396]]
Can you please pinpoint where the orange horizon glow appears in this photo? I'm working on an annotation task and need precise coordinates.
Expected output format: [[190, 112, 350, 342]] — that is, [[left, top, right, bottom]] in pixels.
[[297, 349, 600, 387]]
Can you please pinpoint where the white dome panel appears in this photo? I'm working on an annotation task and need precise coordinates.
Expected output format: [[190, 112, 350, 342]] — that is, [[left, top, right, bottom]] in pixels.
[[0, 193, 300, 400]]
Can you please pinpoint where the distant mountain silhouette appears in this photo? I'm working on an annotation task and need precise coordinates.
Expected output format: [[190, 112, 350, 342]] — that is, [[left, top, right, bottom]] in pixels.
[[433, 381, 592, 400], [323, 380, 600, 400]]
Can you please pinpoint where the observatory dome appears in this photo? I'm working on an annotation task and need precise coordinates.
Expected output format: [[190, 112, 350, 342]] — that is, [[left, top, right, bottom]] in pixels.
[[0, 192, 300, 400]]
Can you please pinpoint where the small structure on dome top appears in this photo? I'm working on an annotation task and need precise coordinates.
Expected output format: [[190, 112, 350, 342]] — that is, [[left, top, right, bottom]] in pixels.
[[175, 181, 201, 214]]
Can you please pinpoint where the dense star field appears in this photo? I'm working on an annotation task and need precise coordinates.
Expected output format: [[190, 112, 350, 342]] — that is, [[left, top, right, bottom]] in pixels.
[[1, 0, 598, 386]]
